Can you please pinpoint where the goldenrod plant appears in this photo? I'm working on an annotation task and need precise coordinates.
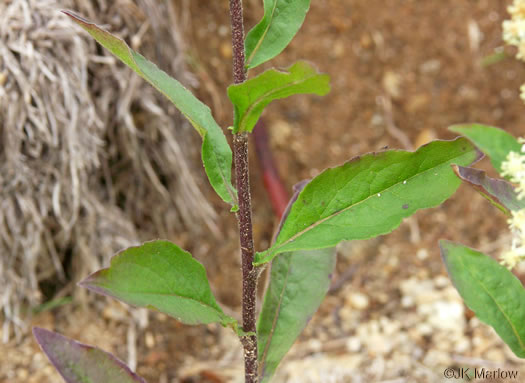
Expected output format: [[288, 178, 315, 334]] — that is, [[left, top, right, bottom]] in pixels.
[[33, 2, 489, 382]]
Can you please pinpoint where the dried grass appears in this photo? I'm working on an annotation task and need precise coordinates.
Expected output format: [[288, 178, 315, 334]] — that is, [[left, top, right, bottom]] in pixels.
[[0, 0, 217, 340]]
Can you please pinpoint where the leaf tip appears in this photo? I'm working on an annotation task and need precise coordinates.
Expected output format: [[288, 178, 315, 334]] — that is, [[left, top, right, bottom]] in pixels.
[[438, 239, 452, 252], [32, 326, 48, 345], [77, 272, 109, 298], [61, 10, 89, 25]]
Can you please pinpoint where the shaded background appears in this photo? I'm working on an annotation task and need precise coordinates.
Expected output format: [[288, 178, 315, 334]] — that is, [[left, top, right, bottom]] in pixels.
[[2, 0, 525, 382]]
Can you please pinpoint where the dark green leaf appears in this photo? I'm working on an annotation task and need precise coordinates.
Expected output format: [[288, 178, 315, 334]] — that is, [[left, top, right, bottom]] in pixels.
[[33, 327, 146, 383], [255, 138, 481, 265], [257, 248, 336, 382], [245, 0, 311, 69], [228, 61, 330, 133], [440, 241, 525, 358], [453, 165, 525, 215], [79, 240, 236, 327], [449, 124, 521, 177], [63, 11, 236, 205]]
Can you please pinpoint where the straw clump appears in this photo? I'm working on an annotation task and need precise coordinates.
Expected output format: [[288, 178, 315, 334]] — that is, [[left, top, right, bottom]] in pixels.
[[0, 0, 217, 339]]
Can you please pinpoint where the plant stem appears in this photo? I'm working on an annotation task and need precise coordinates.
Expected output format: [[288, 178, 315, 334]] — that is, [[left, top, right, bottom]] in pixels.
[[229, 1, 258, 382]]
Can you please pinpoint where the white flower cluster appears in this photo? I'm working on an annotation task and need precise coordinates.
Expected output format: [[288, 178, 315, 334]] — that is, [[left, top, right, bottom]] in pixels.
[[503, 0, 525, 101], [500, 138, 525, 269], [501, 138, 525, 199]]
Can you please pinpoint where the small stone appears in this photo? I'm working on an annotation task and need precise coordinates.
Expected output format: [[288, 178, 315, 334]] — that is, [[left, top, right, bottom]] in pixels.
[[367, 334, 393, 356], [428, 301, 465, 330], [423, 349, 451, 366], [308, 339, 322, 353], [347, 292, 370, 310], [103, 304, 127, 321], [219, 42, 232, 59], [145, 332, 155, 348], [416, 323, 433, 336], [406, 93, 430, 113], [331, 40, 345, 58], [420, 59, 441, 74], [360, 33, 372, 48], [382, 70, 402, 99], [217, 25, 229, 37], [414, 128, 436, 148], [401, 295, 414, 308], [484, 348, 506, 363], [346, 336, 362, 352], [416, 248, 429, 260], [454, 338, 470, 353], [434, 275, 450, 288], [379, 317, 400, 335], [17, 369, 29, 380]]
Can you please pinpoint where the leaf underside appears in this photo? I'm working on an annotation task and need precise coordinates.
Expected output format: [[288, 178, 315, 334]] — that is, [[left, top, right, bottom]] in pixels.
[[257, 180, 336, 381], [33, 327, 146, 383], [449, 124, 521, 178], [228, 61, 330, 133], [440, 241, 525, 358], [245, 0, 311, 69], [257, 248, 336, 382], [63, 11, 236, 205], [453, 165, 525, 215], [79, 240, 236, 327], [255, 137, 481, 265]]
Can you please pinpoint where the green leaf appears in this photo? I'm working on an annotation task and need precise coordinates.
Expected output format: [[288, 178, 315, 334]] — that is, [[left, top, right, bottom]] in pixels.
[[63, 11, 236, 205], [452, 165, 525, 215], [33, 327, 146, 383], [449, 124, 521, 177], [79, 240, 236, 327], [255, 138, 481, 265], [257, 248, 336, 382], [440, 241, 525, 358], [257, 179, 336, 381], [245, 0, 311, 69], [228, 61, 330, 133]]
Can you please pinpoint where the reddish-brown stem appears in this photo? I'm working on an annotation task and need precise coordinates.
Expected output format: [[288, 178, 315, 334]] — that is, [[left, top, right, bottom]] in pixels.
[[253, 120, 290, 219], [229, 1, 258, 382]]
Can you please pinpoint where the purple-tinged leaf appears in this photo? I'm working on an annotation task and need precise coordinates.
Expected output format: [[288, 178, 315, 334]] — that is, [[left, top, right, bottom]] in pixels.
[[33, 327, 146, 383], [449, 124, 521, 178], [453, 165, 525, 215]]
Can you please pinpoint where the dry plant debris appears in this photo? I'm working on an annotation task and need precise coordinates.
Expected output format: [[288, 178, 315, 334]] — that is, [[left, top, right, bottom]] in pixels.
[[0, 0, 216, 340]]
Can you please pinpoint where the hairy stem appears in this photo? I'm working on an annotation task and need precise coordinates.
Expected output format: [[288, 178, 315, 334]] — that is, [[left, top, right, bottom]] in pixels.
[[229, 1, 258, 382]]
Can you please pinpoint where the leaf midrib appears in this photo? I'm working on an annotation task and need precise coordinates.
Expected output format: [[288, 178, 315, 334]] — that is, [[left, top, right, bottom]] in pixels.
[[97, 282, 224, 316], [95, 258, 225, 317]]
